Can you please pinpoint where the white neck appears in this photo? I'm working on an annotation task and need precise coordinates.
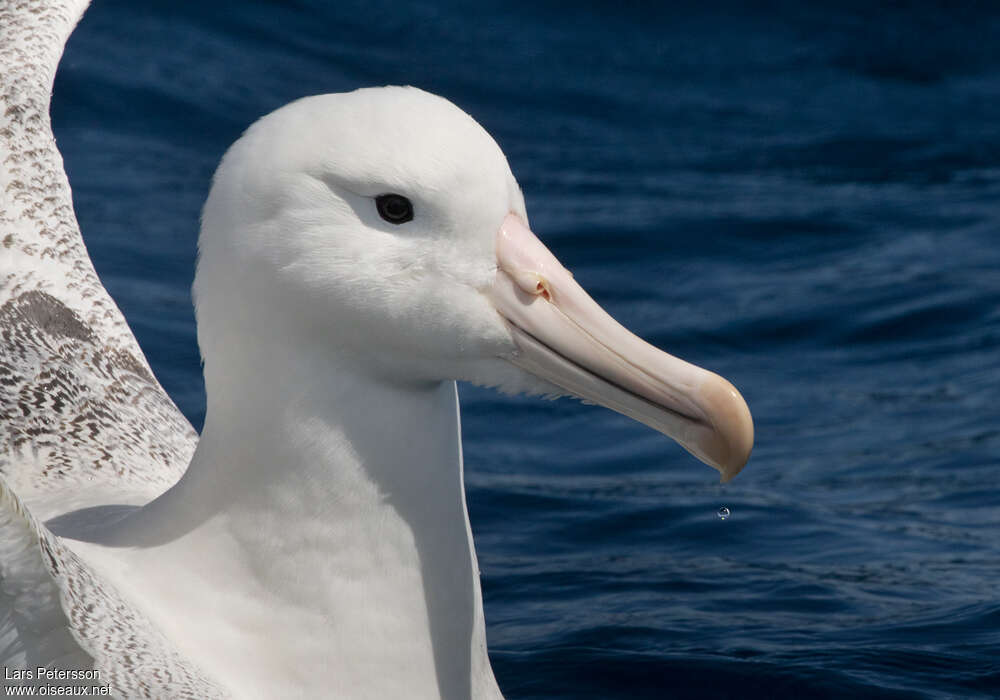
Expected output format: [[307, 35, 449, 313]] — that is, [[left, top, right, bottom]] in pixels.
[[92, 343, 501, 699]]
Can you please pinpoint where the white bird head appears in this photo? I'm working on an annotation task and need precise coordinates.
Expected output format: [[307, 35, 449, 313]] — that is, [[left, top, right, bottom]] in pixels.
[[195, 86, 753, 480]]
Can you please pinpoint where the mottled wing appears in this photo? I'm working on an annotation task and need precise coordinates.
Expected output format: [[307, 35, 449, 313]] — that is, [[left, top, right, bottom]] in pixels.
[[0, 0, 196, 520], [0, 1, 220, 694], [0, 475, 226, 697]]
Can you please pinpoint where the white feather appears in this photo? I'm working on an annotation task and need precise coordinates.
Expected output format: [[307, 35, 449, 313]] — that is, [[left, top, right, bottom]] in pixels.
[[0, 2, 556, 698]]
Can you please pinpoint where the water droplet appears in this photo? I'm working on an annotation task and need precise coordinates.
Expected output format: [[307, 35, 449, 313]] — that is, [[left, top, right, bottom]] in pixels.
[[717, 506, 730, 521]]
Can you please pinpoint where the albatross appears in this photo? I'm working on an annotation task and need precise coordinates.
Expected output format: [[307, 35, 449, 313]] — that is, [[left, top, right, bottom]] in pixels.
[[0, 1, 753, 697]]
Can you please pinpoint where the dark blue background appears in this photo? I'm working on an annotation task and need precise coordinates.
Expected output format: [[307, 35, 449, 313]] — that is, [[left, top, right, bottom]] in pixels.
[[53, 1, 1000, 697]]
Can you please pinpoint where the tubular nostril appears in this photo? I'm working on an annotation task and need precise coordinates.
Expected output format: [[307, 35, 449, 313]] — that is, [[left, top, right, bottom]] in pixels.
[[536, 278, 551, 301]]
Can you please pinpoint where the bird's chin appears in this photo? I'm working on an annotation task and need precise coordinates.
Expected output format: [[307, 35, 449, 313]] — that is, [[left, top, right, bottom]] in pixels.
[[486, 214, 754, 481], [444, 353, 562, 401]]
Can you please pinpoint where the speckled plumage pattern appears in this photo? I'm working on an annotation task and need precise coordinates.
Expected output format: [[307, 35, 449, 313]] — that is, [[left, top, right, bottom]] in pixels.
[[0, 0, 219, 694], [0, 475, 226, 697], [0, 289, 194, 516], [0, 0, 196, 509]]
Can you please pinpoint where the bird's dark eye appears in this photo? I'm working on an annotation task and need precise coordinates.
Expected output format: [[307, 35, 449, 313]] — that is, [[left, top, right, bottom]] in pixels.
[[375, 193, 413, 224]]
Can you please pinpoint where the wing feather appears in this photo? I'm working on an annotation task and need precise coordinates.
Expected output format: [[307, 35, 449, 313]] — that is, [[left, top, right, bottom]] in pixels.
[[0, 2, 218, 693], [0, 0, 196, 517]]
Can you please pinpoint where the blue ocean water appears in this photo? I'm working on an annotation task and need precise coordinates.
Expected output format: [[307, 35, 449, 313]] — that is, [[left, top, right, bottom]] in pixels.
[[51, 1, 1000, 697]]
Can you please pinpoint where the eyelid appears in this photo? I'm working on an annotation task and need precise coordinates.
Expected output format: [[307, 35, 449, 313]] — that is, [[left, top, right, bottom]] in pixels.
[[312, 172, 383, 200], [310, 172, 425, 224]]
